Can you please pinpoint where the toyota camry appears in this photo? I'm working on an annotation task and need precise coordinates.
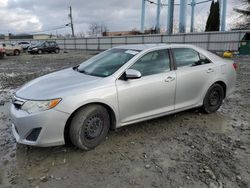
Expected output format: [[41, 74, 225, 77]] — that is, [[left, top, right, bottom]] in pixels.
[[10, 44, 237, 150]]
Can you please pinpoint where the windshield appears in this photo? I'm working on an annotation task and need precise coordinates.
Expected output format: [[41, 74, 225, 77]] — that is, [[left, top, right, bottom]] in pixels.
[[77, 48, 140, 77], [33, 42, 44, 47]]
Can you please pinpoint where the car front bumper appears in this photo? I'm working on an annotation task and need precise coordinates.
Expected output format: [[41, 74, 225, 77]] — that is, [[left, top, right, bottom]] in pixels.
[[27, 49, 38, 53], [10, 104, 70, 147]]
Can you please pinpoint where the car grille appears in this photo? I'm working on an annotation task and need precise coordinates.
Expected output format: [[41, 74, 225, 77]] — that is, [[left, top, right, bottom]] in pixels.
[[12, 96, 26, 109]]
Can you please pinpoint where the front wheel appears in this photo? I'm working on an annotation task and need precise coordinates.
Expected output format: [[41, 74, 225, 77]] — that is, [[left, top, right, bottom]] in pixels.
[[69, 105, 110, 150], [202, 84, 224, 113], [55, 49, 60, 54]]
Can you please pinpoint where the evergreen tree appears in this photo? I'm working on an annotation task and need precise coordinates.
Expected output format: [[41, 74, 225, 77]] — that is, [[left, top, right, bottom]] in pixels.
[[205, 0, 220, 31]]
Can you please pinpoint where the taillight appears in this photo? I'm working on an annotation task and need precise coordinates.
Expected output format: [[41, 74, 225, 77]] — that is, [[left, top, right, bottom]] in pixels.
[[233, 63, 237, 70]]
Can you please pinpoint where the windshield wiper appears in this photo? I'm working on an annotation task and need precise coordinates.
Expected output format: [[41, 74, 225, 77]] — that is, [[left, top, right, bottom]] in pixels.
[[73, 66, 88, 74]]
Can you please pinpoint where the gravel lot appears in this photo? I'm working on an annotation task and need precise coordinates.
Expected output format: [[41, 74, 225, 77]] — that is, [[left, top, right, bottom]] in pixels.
[[0, 51, 249, 188]]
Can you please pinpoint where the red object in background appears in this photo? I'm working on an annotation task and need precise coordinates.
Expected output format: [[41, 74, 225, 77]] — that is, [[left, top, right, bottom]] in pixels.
[[233, 63, 237, 70]]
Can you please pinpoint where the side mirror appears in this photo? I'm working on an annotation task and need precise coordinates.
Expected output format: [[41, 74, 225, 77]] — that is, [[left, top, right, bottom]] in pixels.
[[125, 69, 141, 79]]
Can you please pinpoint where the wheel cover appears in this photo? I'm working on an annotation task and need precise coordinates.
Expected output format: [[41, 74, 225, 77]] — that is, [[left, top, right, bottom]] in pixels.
[[84, 115, 103, 140], [209, 90, 220, 106]]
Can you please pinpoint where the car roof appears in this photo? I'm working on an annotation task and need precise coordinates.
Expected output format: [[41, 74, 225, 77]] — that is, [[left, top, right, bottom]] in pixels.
[[114, 43, 223, 63], [114, 43, 199, 51]]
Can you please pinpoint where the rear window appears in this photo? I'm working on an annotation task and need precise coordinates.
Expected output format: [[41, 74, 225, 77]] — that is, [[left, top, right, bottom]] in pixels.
[[172, 48, 200, 67], [172, 48, 211, 68], [49, 42, 57, 46]]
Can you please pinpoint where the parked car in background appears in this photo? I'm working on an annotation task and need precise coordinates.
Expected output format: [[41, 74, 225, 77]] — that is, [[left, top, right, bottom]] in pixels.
[[2, 43, 22, 56], [28, 41, 60, 54], [17, 41, 31, 51], [10, 44, 237, 150], [0, 45, 5, 59]]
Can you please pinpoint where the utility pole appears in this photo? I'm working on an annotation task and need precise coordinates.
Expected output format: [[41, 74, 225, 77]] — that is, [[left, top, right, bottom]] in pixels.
[[69, 6, 75, 37]]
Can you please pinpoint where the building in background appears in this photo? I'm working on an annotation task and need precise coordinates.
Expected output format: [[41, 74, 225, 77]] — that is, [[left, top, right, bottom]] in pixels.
[[3, 34, 57, 40], [104, 28, 160, 36]]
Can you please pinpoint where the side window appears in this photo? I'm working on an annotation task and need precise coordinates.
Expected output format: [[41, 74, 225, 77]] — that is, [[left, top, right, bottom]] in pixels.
[[130, 49, 170, 77], [172, 48, 212, 68], [50, 42, 56, 47], [199, 53, 211, 65], [172, 48, 200, 68]]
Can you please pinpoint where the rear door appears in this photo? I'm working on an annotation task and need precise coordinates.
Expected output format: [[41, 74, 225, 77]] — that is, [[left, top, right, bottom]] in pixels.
[[171, 48, 215, 109], [48, 42, 56, 52], [43, 42, 50, 52], [116, 49, 176, 124]]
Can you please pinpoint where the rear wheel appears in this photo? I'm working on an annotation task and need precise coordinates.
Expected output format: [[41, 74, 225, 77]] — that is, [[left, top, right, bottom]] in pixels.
[[14, 50, 20, 56], [37, 49, 42, 54], [69, 105, 110, 150], [55, 49, 60, 54], [203, 84, 224, 113]]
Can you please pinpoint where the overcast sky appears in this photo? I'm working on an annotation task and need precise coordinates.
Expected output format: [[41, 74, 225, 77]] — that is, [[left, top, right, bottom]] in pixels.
[[0, 0, 245, 35]]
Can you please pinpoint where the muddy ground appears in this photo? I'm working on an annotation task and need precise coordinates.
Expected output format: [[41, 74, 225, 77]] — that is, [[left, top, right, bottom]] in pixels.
[[0, 51, 249, 188]]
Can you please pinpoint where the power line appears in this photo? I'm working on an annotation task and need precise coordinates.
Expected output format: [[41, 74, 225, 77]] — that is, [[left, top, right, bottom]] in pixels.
[[145, 0, 212, 6], [29, 24, 70, 34], [6, 24, 70, 35]]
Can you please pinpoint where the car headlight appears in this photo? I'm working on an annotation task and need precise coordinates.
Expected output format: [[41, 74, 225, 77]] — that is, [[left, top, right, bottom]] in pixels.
[[21, 98, 61, 114], [32, 48, 38, 50]]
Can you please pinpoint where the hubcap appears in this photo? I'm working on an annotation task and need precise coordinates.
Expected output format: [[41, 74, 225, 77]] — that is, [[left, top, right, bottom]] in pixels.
[[209, 90, 220, 106], [84, 115, 103, 140]]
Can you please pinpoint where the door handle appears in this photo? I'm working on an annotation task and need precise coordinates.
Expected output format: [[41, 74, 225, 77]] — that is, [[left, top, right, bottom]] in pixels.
[[207, 68, 214, 73], [165, 76, 175, 82]]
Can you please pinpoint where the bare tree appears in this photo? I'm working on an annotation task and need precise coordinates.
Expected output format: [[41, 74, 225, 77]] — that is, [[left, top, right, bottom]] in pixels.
[[64, 33, 72, 39], [77, 32, 85, 38], [88, 22, 108, 37], [232, 0, 250, 29]]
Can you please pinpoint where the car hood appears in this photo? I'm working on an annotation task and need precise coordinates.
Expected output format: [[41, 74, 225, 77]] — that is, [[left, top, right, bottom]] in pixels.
[[16, 68, 102, 100]]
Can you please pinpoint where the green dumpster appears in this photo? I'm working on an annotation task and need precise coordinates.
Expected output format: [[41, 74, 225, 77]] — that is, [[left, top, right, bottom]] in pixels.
[[239, 33, 250, 55]]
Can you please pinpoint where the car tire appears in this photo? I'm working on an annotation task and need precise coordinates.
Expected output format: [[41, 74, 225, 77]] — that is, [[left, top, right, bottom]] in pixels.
[[14, 50, 20, 56], [55, 49, 60, 54], [69, 105, 110, 150], [202, 83, 224, 113], [37, 49, 42, 54]]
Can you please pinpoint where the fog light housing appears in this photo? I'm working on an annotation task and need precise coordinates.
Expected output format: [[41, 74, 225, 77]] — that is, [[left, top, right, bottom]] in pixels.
[[26, 128, 42, 141]]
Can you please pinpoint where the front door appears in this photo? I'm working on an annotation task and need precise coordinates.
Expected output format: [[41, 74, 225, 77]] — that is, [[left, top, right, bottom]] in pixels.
[[116, 49, 176, 124]]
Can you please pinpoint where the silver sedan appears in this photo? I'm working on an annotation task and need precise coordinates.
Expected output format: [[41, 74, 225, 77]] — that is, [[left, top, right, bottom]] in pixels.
[[10, 44, 237, 150]]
